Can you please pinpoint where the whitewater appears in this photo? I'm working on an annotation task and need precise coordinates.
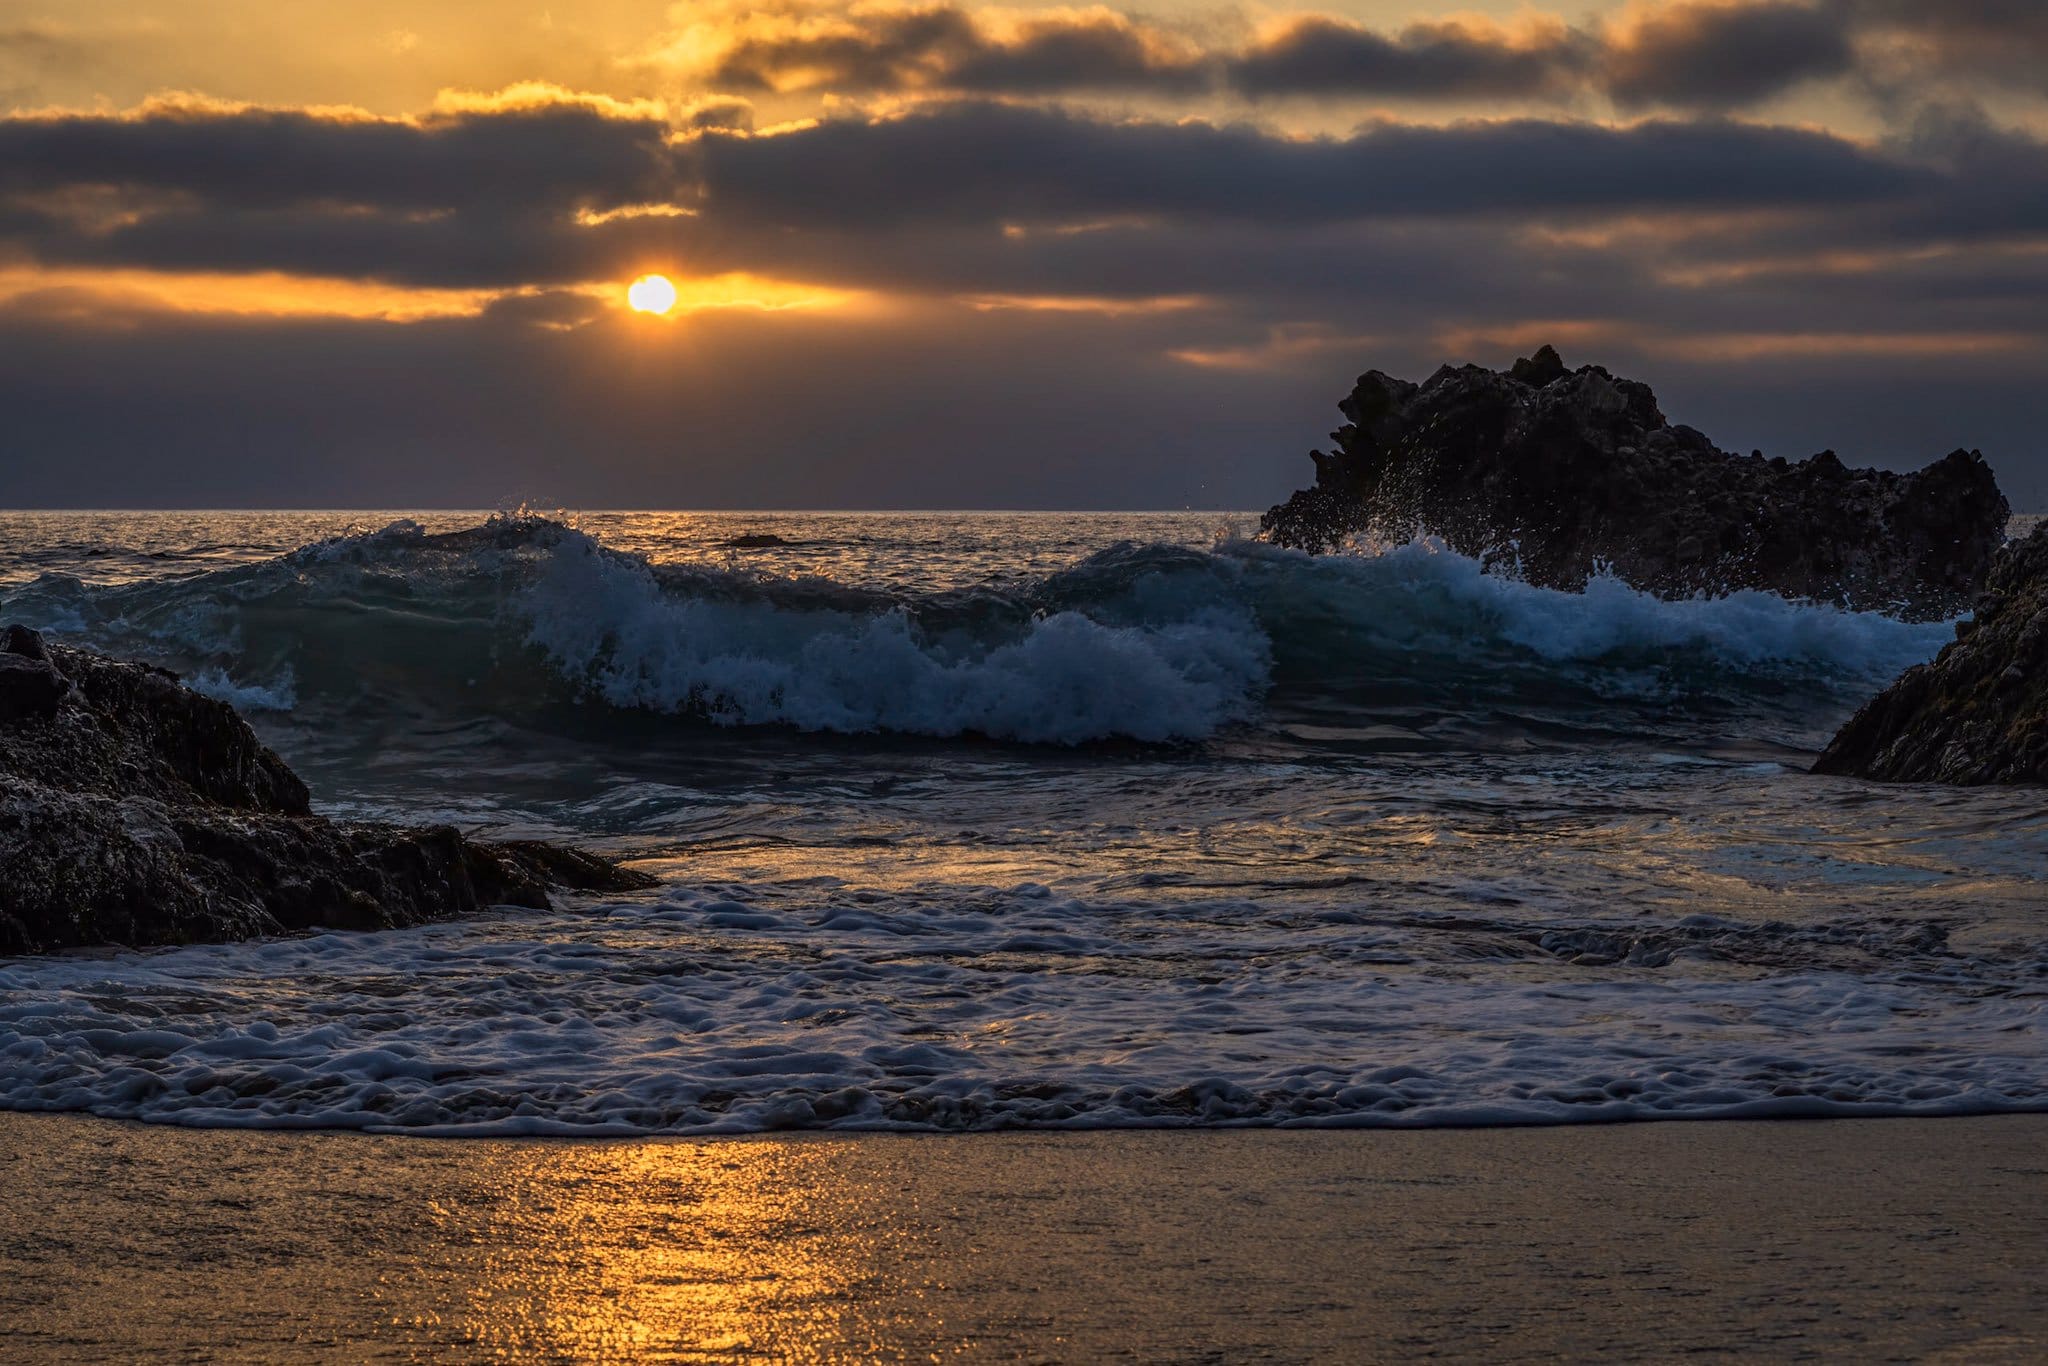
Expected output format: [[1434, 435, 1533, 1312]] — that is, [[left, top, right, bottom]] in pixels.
[[0, 509, 2043, 1133]]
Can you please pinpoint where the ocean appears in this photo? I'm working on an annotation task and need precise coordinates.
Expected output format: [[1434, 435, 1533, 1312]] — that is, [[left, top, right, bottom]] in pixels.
[[0, 509, 2043, 1134]]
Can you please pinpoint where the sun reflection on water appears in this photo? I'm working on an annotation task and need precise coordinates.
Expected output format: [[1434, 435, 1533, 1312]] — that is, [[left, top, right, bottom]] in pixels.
[[427, 1140, 953, 1360]]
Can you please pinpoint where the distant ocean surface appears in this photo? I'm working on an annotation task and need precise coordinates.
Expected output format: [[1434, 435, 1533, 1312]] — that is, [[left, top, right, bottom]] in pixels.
[[1, 509, 2044, 1134]]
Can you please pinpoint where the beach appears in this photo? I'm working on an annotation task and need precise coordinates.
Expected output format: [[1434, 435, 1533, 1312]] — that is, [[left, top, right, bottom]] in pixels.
[[4, 1111, 2044, 1361]]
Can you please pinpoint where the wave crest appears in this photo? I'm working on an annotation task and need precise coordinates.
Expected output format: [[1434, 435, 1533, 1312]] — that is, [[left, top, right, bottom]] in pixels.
[[521, 528, 1268, 742], [0, 514, 1954, 745]]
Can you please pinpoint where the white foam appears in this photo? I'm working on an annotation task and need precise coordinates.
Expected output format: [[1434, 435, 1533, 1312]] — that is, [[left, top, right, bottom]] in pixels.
[[0, 515, 1958, 745], [1228, 537, 1953, 684], [182, 667, 298, 713], [520, 530, 1272, 743], [2, 872, 2042, 1135]]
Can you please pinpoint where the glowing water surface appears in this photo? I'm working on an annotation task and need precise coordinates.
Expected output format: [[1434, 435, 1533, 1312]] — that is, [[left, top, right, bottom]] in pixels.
[[0, 511, 2041, 1133]]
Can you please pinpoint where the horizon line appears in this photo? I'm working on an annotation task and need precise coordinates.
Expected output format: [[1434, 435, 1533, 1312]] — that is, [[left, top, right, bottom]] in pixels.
[[0, 506, 1269, 516]]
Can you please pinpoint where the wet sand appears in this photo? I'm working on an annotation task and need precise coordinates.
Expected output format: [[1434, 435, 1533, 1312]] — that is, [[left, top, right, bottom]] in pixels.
[[2, 1113, 2044, 1362]]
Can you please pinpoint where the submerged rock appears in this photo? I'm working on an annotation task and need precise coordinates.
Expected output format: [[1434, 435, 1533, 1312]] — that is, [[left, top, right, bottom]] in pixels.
[[1816, 524, 2048, 784], [1260, 346, 2009, 619], [0, 629, 652, 954]]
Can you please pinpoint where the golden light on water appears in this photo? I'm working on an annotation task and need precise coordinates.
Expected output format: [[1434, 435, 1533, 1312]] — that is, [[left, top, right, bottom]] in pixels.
[[627, 273, 680, 315], [442, 1140, 944, 1360]]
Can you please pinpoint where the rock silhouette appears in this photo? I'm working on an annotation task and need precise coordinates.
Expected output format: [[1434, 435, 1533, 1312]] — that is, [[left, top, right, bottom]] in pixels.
[[1260, 346, 2009, 619], [1816, 523, 2048, 785], [1, 628, 650, 954]]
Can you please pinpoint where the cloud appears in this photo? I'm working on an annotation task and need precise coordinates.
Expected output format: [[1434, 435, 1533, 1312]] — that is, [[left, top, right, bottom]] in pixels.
[[943, 10, 1210, 94], [675, 95, 755, 133], [4, 287, 2044, 510], [1602, 2, 1856, 110], [0, 95, 1941, 303], [428, 82, 672, 121], [651, 2, 1598, 103], [1591, 0, 2048, 109], [684, 102, 1923, 230], [6, 5, 2048, 511], [0, 93, 678, 213], [647, 2, 1207, 96], [0, 82, 2034, 364], [1884, 100, 2048, 239], [0, 297, 1328, 509], [631, 0, 2048, 114], [1228, 15, 1594, 101], [1830, 1, 2048, 110]]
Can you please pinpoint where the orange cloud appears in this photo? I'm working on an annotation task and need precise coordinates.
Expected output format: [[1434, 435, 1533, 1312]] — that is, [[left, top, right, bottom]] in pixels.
[[0, 266, 509, 322], [0, 267, 865, 326], [962, 292, 1206, 315], [1169, 323, 1384, 370], [430, 83, 672, 121]]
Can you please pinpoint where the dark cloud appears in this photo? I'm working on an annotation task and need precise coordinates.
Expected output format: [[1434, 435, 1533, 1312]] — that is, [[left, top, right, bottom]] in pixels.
[[1603, 2, 1855, 110], [0, 102, 677, 211], [5, 15, 2048, 510], [688, 6, 1594, 103], [0, 90, 2035, 396], [1884, 101, 2048, 239], [0, 99, 1934, 295], [1590, 0, 2048, 108], [686, 103, 1921, 228], [676, 97, 754, 133], [1228, 17, 1593, 100], [1845, 0, 2048, 88], [704, 5, 979, 92], [32, 205, 602, 289], [0, 301, 1320, 509], [944, 14, 1209, 94], [668, 1, 2048, 111], [2, 294, 2041, 510], [699, 4, 1206, 96], [474, 288, 609, 329]]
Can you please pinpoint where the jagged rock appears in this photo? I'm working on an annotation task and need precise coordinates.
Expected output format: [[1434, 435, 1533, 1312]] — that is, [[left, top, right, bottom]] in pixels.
[[3, 638, 308, 813], [0, 627, 653, 954], [1815, 524, 2048, 784], [0, 653, 68, 724], [3, 624, 51, 661], [1260, 348, 2010, 619]]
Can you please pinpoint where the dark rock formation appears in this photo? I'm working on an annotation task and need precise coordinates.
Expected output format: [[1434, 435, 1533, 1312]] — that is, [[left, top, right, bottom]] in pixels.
[[1, 628, 652, 954], [1816, 524, 2048, 784], [723, 533, 791, 549], [1261, 346, 2010, 618]]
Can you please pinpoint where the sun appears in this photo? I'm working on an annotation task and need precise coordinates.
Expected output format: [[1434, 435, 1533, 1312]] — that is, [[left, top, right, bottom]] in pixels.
[[627, 273, 679, 315]]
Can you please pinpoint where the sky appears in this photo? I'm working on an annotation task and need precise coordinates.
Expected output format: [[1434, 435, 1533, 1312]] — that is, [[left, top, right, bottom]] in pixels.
[[2, 1, 2046, 510]]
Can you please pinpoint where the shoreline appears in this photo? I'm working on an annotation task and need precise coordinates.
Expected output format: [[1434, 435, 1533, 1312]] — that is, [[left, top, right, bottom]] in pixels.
[[5, 1112, 2045, 1361]]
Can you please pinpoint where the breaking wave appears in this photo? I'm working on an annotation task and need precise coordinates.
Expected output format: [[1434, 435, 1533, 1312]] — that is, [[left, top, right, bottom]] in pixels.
[[2, 509, 2041, 1142], [0, 513, 1953, 746]]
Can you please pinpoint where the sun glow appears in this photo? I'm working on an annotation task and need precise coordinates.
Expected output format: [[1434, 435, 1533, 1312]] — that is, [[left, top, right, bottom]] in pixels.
[[627, 274, 680, 315]]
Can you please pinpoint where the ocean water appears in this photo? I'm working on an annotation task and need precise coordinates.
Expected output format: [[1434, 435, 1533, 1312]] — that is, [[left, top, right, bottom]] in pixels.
[[0, 509, 2043, 1135]]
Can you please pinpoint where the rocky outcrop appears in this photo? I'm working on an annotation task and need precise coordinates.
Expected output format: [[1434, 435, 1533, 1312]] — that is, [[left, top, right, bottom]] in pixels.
[[1260, 346, 2009, 619], [1815, 524, 2048, 784], [1, 628, 652, 954]]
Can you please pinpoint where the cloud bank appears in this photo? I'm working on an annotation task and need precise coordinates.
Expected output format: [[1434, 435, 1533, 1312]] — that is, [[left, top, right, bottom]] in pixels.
[[0, 1, 2045, 508]]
